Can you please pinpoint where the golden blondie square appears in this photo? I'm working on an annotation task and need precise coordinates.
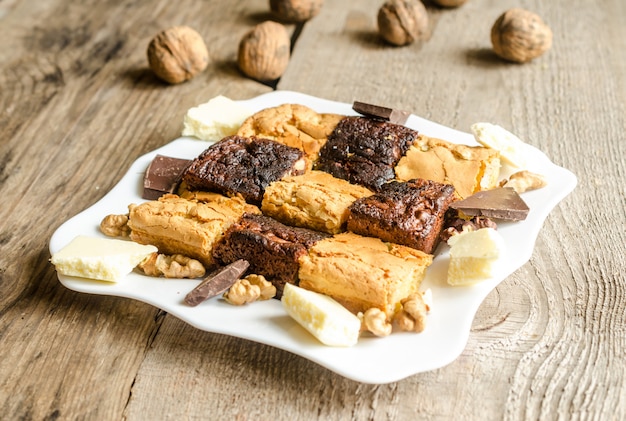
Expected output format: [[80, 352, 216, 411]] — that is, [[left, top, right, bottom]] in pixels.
[[261, 170, 373, 234]]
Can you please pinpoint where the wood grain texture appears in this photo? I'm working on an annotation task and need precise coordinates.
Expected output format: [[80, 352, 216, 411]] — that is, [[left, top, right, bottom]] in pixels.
[[1, 0, 625, 420]]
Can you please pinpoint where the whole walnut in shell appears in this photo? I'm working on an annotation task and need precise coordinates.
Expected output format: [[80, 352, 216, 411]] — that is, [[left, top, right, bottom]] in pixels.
[[491, 8, 553, 63], [270, 0, 323, 23], [147, 26, 209, 84], [378, 0, 429, 46], [238, 21, 291, 82], [431, 0, 467, 7]]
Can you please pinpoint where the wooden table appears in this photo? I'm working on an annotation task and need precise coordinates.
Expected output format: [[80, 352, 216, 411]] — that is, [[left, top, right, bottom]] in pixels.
[[2, 0, 625, 419]]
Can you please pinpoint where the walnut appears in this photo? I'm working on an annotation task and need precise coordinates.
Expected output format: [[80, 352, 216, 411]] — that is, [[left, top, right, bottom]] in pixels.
[[503, 170, 547, 193], [362, 308, 392, 337], [244, 274, 276, 300], [270, 0, 323, 23], [431, 0, 467, 7], [223, 278, 260, 305], [491, 9, 553, 63], [393, 293, 429, 333], [238, 21, 290, 82], [147, 26, 209, 84], [224, 274, 277, 305], [100, 213, 130, 237], [377, 0, 429, 46], [138, 253, 206, 278]]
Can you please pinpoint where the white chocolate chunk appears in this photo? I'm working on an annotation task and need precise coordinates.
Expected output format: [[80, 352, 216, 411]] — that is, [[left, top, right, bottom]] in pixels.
[[447, 228, 506, 286], [281, 283, 361, 347], [471, 122, 528, 168], [181, 95, 252, 142], [51, 236, 157, 282]]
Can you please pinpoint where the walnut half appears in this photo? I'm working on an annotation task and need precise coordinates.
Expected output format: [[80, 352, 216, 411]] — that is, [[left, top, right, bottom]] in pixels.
[[393, 293, 429, 333], [224, 274, 276, 305], [137, 253, 206, 278], [502, 170, 547, 193], [100, 213, 130, 237], [361, 308, 392, 337]]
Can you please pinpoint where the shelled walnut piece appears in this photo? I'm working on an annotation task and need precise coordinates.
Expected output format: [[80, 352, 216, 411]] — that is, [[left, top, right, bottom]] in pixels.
[[361, 308, 392, 337], [138, 253, 206, 278], [393, 293, 429, 333], [501, 170, 547, 193], [224, 274, 277, 305], [100, 213, 130, 237]]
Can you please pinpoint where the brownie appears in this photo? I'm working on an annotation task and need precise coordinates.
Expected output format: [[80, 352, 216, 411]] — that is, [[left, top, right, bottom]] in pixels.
[[212, 213, 330, 297], [181, 136, 306, 205], [346, 178, 456, 254], [315, 116, 417, 191]]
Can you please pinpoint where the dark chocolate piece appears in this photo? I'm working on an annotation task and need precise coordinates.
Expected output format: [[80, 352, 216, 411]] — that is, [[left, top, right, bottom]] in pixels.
[[352, 101, 410, 125], [181, 136, 306, 205], [347, 179, 456, 254], [184, 259, 250, 306], [450, 188, 530, 221], [316, 116, 417, 191], [143, 155, 191, 200]]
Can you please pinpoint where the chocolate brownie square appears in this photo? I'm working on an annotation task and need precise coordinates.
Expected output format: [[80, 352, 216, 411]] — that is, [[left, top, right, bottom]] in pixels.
[[212, 213, 330, 297], [347, 179, 456, 254], [181, 136, 306, 205], [315, 116, 417, 191]]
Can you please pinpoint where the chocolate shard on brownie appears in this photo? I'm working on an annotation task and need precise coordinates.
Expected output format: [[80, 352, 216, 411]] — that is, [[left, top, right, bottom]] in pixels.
[[181, 135, 306, 205], [315, 116, 417, 191], [212, 213, 330, 297], [347, 178, 456, 254]]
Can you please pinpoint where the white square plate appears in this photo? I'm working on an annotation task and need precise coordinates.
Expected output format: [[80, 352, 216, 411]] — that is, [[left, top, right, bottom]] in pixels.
[[49, 91, 577, 384]]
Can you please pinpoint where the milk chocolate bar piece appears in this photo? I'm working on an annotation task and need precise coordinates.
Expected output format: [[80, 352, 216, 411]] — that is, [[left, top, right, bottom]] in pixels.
[[352, 101, 410, 125], [143, 155, 191, 200], [450, 188, 530, 221], [184, 259, 249, 306]]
